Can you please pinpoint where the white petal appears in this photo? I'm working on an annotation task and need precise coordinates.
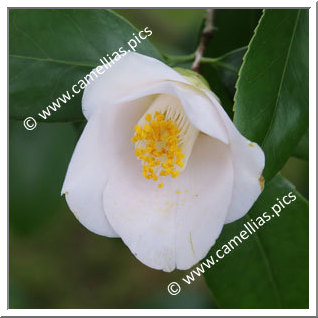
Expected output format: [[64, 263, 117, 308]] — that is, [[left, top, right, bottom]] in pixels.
[[82, 52, 190, 119], [103, 134, 233, 271], [203, 90, 265, 223], [116, 81, 229, 144], [83, 52, 228, 143], [62, 96, 155, 236]]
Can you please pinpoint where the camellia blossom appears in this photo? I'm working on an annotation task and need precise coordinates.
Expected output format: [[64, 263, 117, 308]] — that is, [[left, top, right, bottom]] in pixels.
[[62, 52, 265, 272]]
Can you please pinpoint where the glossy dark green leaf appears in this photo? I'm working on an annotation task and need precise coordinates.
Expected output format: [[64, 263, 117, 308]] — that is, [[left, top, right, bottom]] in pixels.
[[204, 175, 308, 308], [293, 128, 309, 160], [233, 9, 309, 181], [206, 9, 261, 57], [9, 9, 161, 122]]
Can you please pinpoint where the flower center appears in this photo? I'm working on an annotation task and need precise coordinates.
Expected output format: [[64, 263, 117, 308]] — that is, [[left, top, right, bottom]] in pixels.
[[131, 94, 199, 188]]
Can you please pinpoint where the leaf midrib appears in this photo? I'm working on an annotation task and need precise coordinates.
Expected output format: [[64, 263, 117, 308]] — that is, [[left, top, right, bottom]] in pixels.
[[10, 54, 96, 68], [261, 10, 301, 147]]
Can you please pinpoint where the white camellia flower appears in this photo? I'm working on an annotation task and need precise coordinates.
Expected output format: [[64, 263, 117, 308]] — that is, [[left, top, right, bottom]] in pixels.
[[62, 52, 265, 272]]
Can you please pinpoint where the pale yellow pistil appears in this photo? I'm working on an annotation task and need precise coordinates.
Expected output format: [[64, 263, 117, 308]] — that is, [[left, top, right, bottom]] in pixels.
[[131, 111, 185, 188]]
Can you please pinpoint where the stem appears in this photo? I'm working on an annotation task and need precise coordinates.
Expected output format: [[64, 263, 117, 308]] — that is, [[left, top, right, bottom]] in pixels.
[[200, 57, 219, 64], [164, 53, 195, 66], [191, 9, 215, 73]]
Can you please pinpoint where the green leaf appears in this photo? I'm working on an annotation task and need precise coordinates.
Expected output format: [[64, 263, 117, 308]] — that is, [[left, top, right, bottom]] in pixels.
[[201, 47, 247, 117], [9, 9, 162, 122], [204, 175, 308, 308], [233, 9, 309, 181], [206, 9, 262, 57], [292, 128, 309, 160]]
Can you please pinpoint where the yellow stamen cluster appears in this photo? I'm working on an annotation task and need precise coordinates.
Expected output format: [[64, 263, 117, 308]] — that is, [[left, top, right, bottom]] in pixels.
[[131, 111, 185, 188]]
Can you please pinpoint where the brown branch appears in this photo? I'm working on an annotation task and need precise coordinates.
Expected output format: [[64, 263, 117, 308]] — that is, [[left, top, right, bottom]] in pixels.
[[191, 9, 215, 73]]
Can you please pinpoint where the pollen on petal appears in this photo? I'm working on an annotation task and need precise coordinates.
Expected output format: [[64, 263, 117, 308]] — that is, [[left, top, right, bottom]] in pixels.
[[259, 175, 265, 191]]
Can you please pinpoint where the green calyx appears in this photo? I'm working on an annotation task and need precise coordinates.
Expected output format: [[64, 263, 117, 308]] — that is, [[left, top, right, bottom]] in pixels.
[[173, 67, 210, 90]]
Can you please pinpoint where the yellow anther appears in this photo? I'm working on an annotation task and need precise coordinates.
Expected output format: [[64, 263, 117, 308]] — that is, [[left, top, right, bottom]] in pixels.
[[158, 183, 164, 188], [132, 110, 185, 188], [171, 171, 180, 178], [155, 111, 164, 120], [134, 125, 142, 134], [177, 161, 184, 168], [145, 113, 152, 122], [143, 125, 150, 133]]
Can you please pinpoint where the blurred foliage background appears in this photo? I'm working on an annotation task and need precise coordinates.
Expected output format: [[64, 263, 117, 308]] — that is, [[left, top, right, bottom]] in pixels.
[[9, 9, 308, 309]]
